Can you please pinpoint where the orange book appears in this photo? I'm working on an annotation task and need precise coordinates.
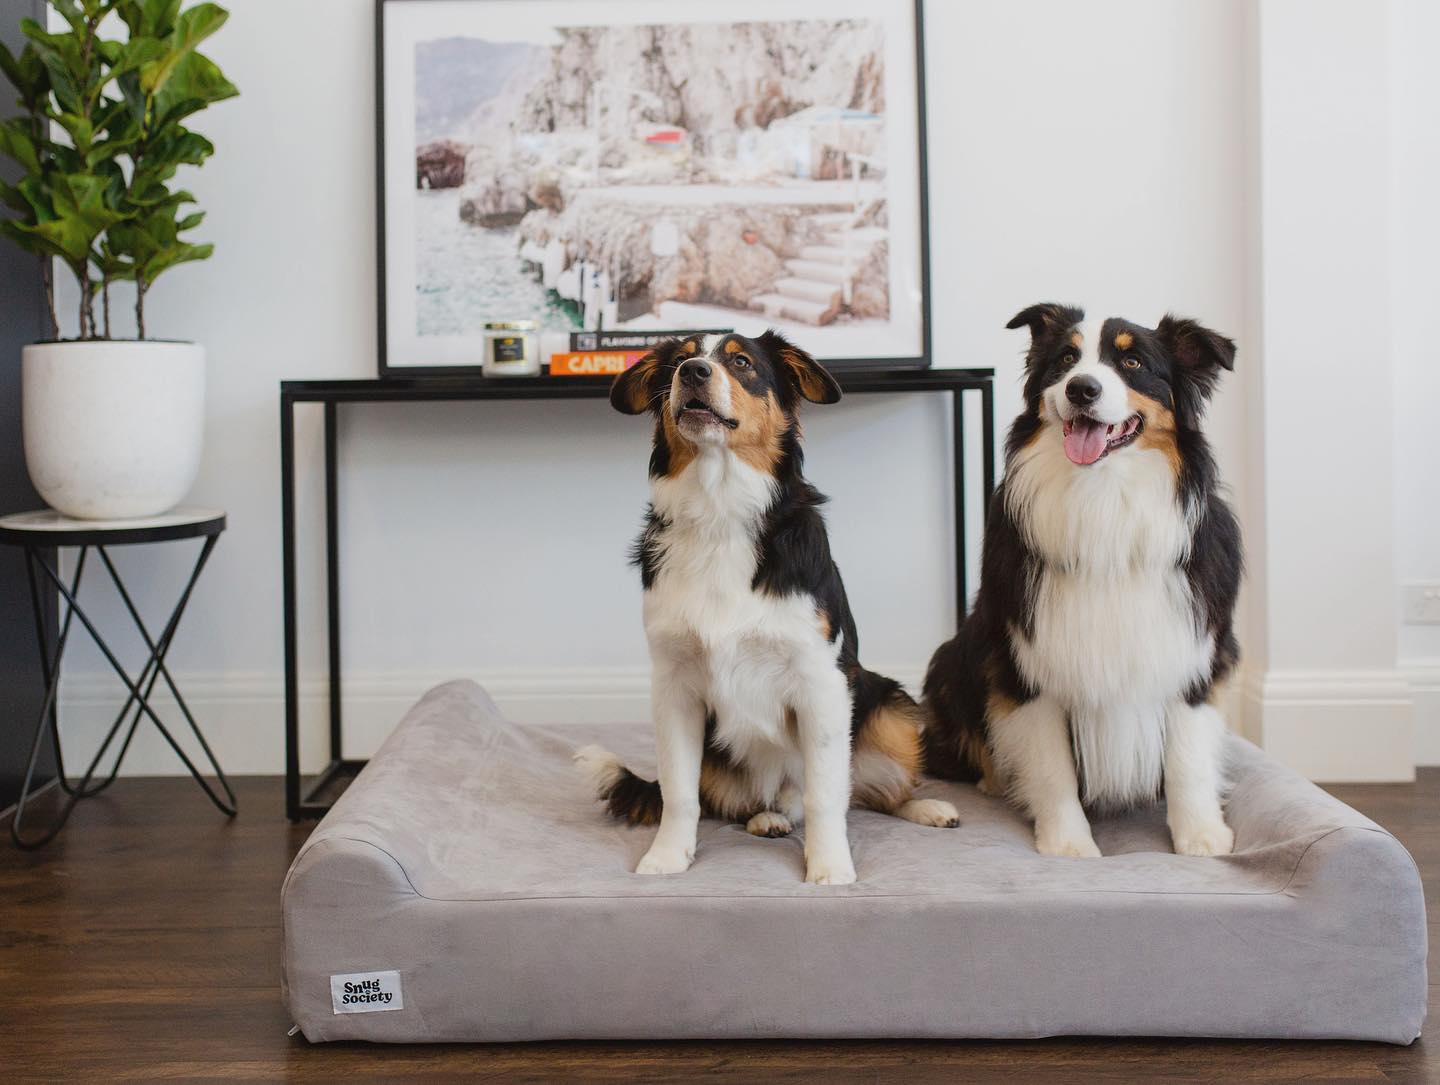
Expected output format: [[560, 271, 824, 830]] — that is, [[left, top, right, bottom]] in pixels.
[[548, 350, 645, 376]]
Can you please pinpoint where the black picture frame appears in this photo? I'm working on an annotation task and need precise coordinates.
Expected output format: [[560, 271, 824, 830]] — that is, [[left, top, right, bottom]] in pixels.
[[376, 0, 932, 378]]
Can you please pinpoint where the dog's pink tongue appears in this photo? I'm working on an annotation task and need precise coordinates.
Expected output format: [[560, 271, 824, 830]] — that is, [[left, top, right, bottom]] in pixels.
[[1064, 418, 1109, 465]]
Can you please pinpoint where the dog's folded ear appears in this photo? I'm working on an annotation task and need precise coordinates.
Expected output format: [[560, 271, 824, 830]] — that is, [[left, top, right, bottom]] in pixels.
[[1157, 315, 1236, 422], [1155, 315, 1236, 374], [609, 349, 665, 415], [764, 333, 840, 405], [1006, 303, 1084, 339]]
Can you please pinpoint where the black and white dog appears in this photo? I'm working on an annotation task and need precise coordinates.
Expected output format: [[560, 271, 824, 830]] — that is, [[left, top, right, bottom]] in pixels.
[[577, 331, 958, 885], [923, 304, 1242, 858]]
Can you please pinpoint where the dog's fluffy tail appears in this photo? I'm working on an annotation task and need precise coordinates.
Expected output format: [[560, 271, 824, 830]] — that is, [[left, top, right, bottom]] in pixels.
[[573, 745, 664, 826]]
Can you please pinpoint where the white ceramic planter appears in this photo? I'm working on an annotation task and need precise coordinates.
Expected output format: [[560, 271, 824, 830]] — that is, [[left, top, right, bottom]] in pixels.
[[22, 340, 205, 520]]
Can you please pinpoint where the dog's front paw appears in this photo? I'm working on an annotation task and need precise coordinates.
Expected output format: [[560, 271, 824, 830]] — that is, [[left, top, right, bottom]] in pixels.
[[805, 859, 857, 885], [804, 849, 857, 885], [1171, 818, 1234, 857], [635, 843, 694, 875], [1035, 821, 1102, 858]]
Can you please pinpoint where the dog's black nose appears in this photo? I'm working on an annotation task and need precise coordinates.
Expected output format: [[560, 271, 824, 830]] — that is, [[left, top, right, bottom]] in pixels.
[[680, 359, 711, 385], [1066, 375, 1102, 405]]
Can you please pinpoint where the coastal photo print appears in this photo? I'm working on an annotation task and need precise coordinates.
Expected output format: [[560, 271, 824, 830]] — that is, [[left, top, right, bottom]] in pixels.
[[378, 0, 930, 374]]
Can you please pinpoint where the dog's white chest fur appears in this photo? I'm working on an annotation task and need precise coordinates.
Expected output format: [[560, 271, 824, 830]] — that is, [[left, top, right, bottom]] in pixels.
[[1006, 432, 1213, 807], [643, 451, 840, 758]]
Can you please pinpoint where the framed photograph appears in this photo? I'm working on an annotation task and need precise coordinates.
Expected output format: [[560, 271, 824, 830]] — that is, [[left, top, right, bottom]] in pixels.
[[377, 0, 931, 376]]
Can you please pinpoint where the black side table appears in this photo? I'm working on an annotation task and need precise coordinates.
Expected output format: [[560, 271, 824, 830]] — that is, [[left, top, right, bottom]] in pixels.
[[0, 508, 236, 848]]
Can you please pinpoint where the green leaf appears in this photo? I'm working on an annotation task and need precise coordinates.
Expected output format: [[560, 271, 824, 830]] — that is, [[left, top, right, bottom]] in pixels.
[[93, 157, 127, 202], [151, 0, 185, 35], [118, 0, 182, 39], [84, 139, 131, 168], [54, 110, 96, 151], [0, 218, 69, 262], [16, 175, 56, 221], [91, 96, 134, 139], [115, 1, 143, 37], [9, 216, 96, 266], [0, 41, 50, 107], [20, 18, 84, 78], [45, 142, 86, 175], [48, 0, 89, 38], [20, 20, 84, 115], [0, 178, 33, 215], [142, 127, 214, 170], [139, 2, 229, 96], [143, 239, 211, 280], [50, 171, 119, 217], [103, 37, 169, 85], [0, 41, 25, 93], [115, 68, 146, 124], [152, 51, 237, 127], [0, 117, 41, 173]]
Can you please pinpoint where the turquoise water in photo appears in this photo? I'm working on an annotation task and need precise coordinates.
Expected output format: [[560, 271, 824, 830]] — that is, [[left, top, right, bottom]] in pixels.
[[415, 189, 578, 335]]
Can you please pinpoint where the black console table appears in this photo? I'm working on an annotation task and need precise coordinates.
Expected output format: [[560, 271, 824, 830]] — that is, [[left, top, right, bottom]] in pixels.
[[280, 369, 996, 819]]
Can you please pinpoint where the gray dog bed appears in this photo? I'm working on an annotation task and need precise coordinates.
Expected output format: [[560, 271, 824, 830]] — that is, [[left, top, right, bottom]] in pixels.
[[281, 680, 1426, 1044]]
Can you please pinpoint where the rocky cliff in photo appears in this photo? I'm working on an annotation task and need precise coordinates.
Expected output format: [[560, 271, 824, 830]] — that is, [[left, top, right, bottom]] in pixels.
[[415, 17, 893, 329]]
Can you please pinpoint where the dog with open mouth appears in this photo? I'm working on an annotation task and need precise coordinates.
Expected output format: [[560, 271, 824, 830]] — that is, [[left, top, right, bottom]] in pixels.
[[576, 331, 959, 885], [922, 304, 1242, 858]]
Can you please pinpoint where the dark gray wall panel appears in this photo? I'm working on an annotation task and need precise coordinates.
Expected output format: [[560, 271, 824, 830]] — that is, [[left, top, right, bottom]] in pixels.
[[0, 0, 55, 811]]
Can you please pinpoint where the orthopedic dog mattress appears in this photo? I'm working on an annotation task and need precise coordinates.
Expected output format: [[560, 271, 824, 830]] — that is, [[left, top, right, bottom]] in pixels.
[[281, 680, 1426, 1044]]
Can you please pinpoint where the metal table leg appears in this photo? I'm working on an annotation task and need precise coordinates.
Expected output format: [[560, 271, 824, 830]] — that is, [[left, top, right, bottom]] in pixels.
[[282, 391, 300, 820], [952, 387, 967, 625], [11, 538, 236, 849]]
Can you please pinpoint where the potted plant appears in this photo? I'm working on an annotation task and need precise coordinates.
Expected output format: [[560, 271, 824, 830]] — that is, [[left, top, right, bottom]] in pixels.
[[0, 0, 236, 519]]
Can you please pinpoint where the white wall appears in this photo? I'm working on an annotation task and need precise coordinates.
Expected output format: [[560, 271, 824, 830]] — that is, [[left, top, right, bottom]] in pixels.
[[1390, 0, 1440, 762], [56, 0, 1251, 775], [1234, 0, 1414, 781]]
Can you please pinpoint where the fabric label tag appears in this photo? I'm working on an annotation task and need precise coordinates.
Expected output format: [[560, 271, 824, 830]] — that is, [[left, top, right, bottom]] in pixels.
[[330, 970, 403, 1014]]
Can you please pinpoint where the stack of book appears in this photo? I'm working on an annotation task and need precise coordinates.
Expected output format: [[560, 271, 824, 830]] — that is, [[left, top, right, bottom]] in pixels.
[[548, 329, 731, 376]]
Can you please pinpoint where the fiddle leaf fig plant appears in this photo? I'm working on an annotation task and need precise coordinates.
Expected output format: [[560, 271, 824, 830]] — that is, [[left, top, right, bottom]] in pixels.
[[0, 0, 236, 340]]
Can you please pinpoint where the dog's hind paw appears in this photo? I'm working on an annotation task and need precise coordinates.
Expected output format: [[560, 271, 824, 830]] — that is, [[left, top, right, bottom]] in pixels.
[[896, 798, 960, 828], [745, 811, 794, 838]]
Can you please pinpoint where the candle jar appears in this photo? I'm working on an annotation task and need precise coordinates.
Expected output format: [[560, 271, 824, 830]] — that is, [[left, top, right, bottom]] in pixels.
[[482, 321, 540, 377]]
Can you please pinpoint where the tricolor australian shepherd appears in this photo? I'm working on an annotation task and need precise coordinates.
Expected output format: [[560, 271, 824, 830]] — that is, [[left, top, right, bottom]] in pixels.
[[923, 304, 1242, 858], [576, 331, 958, 885]]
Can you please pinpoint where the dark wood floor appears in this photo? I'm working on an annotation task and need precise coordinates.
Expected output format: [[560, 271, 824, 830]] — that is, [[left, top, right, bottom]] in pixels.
[[1, 773, 1434, 1084]]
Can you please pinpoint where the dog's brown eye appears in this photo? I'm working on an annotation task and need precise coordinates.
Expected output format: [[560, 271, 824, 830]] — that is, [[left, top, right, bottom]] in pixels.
[[1122, 356, 1141, 370], [732, 355, 751, 369], [1060, 352, 1077, 366]]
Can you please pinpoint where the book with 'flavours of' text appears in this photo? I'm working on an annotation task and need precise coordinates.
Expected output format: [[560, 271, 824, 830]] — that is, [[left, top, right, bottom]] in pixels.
[[568, 328, 732, 352]]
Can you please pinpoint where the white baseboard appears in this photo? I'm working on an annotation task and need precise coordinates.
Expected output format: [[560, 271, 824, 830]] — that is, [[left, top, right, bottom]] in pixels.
[[55, 664, 928, 778], [1401, 659, 1440, 766], [59, 662, 1422, 783], [1240, 667, 1416, 782]]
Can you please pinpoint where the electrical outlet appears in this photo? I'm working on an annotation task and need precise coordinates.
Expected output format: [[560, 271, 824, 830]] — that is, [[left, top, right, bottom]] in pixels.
[[1402, 582, 1440, 625]]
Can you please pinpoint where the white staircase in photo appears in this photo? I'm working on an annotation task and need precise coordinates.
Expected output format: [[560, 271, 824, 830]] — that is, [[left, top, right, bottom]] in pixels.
[[750, 215, 888, 326]]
